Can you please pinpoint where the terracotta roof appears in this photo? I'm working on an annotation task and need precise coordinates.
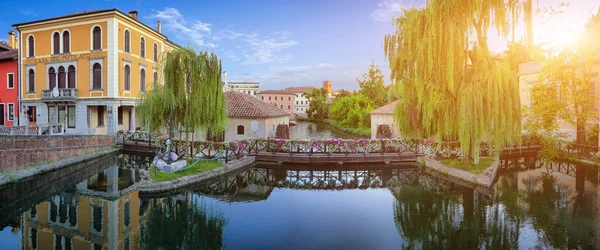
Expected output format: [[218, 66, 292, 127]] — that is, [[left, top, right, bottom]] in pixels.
[[0, 42, 13, 51], [0, 49, 17, 61], [258, 90, 295, 95], [284, 86, 315, 93], [370, 100, 399, 115], [225, 91, 289, 118]]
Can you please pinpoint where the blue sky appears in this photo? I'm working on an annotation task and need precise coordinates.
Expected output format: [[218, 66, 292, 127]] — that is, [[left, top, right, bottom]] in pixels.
[[0, 0, 598, 91]]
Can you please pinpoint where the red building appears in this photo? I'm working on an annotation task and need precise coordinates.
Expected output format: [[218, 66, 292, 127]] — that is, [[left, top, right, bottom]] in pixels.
[[0, 31, 18, 126]]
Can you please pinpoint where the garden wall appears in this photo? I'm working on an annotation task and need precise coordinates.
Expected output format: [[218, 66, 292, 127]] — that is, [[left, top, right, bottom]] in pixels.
[[0, 135, 115, 172]]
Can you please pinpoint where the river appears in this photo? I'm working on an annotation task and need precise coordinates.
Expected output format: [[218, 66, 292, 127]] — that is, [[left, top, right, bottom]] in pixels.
[[289, 121, 360, 139], [0, 154, 598, 249]]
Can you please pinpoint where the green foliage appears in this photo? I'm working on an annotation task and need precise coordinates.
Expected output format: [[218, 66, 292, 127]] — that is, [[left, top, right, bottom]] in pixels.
[[384, 0, 523, 163], [329, 94, 374, 131], [137, 48, 226, 137], [305, 88, 329, 119], [440, 157, 495, 175], [356, 62, 388, 107], [150, 160, 223, 182]]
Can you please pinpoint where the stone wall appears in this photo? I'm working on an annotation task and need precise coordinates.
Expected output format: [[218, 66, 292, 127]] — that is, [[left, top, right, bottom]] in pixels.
[[0, 135, 115, 172]]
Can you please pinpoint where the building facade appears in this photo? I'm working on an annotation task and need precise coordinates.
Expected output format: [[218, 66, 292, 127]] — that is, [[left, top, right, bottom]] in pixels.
[[225, 91, 289, 141], [227, 81, 259, 97], [257, 90, 296, 118], [370, 100, 400, 139], [0, 32, 18, 126], [283, 86, 314, 115], [13, 9, 176, 135]]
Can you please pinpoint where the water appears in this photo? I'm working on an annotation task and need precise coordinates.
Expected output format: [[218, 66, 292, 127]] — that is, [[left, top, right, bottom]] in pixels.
[[1, 154, 599, 249], [289, 121, 360, 139]]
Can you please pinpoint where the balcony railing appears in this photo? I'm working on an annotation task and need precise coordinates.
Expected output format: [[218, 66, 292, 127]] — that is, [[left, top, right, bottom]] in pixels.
[[0, 123, 64, 135], [41, 88, 78, 100]]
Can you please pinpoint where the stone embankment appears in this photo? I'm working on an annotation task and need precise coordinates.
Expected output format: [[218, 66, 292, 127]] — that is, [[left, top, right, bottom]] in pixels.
[[419, 157, 500, 194]]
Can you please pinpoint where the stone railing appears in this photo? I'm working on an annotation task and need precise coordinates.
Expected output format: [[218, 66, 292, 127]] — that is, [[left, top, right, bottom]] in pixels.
[[41, 88, 78, 100], [0, 123, 64, 135]]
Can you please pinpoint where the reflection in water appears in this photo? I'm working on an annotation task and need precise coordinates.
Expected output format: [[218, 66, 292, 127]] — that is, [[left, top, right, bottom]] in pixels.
[[290, 121, 359, 139], [1, 154, 600, 249]]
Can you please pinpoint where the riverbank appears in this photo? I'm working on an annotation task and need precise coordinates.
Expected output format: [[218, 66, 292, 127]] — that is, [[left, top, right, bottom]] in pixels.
[[296, 117, 370, 138], [419, 157, 500, 190]]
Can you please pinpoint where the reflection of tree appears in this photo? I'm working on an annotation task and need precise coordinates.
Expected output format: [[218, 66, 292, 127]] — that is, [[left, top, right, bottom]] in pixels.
[[139, 195, 228, 250]]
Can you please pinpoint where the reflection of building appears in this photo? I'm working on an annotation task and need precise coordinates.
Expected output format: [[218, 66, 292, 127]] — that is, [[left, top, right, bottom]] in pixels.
[[13, 9, 177, 135], [283, 86, 314, 115], [224, 91, 289, 141], [0, 32, 18, 127], [257, 90, 296, 118], [22, 165, 145, 250], [370, 100, 399, 139]]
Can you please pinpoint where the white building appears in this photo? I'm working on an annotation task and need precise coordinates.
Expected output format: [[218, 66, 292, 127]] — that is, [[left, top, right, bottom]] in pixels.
[[224, 91, 289, 141], [284, 86, 314, 116], [227, 81, 260, 97], [370, 100, 400, 139]]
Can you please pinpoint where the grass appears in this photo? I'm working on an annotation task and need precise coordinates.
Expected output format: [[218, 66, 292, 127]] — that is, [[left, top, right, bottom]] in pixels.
[[440, 157, 495, 175], [149, 160, 224, 182]]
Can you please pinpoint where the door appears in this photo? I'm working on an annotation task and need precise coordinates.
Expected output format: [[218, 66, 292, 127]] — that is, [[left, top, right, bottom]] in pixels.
[[0, 104, 4, 126], [27, 106, 36, 125], [58, 106, 66, 132]]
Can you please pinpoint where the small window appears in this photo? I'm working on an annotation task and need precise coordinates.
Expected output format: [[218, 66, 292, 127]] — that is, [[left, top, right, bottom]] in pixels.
[[269, 96, 271, 101], [28, 36, 34, 57], [153, 43, 158, 62], [124, 65, 131, 91], [7, 73, 14, 89], [118, 107, 123, 125], [28, 69, 35, 93], [153, 72, 158, 87], [67, 65, 75, 88], [288, 105, 291, 110], [280, 105, 283, 109], [97, 106, 104, 127], [63, 31, 70, 53], [8, 104, 14, 121], [275, 96, 277, 101], [93, 63, 102, 89], [124, 200, 131, 229], [140, 37, 145, 58], [92, 26, 101, 50], [261, 96, 264, 100], [296, 101, 298, 105], [140, 69, 146, 92], [288, 97, 291, 101], [124, 30, 130, 53], [53, 32, 60, 54], [237, 125, 244, 135]]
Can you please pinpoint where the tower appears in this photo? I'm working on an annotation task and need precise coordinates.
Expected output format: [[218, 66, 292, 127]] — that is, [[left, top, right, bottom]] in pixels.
[[322, 80, 332, 95]]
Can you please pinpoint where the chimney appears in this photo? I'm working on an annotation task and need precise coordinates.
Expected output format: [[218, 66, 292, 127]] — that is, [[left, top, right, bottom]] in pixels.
[[157, 20, 162, 33], [128, 11, 138, 20], [223, 71, 227, 82], [7, 31, 15, 49]]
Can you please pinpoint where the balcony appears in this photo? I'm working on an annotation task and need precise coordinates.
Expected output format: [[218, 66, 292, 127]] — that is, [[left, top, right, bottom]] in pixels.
[[41, 88, 78, 101]]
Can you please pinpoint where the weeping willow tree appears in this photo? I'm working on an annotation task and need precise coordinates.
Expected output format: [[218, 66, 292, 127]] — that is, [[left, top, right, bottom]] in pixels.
[[384, 0, 528, 163], [137, 48, 226, 144]]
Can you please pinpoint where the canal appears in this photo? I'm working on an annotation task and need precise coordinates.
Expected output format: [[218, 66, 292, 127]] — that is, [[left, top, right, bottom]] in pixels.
[[290, 121, 360, 139], [0, 154, 599, 249]]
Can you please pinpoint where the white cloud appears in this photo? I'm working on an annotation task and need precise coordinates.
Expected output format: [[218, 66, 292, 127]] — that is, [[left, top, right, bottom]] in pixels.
[[19, 9, 37, 17], [229, 63, 378, 91], [148, 7, 214, 48], [242, 34, 297, 64], [372, 0, 405, 22]]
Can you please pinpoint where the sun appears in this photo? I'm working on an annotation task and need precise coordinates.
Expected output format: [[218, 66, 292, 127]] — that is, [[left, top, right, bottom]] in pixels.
[[535, 22, 582, 52]]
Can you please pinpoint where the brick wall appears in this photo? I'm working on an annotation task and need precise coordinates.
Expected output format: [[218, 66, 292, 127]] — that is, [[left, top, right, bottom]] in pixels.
[[0, 135, 115, 172]]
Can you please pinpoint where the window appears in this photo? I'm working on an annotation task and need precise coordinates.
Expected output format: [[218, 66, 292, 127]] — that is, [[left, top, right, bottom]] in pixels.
[[63, 31, 70, 53], [140, 37, 145, 58], [153, 43, 158, 62], [53, 32, 60, 54], [287, 105, 291, 110], [118, 107, 123, 125], [67, 106, 75, 128], [296, 101, 298, 105], [28, 36, 34, 57], [91, 205, 103, 235], [124, 30, 130, 53], [28, 69, 35, 93], [124, 65, 130, 91], [124, 200, 131, 230], [49, 67, 56, 89], [261, 96, 264, 100], [93, 63, 102, 89], [140, 69, 146, 92], [288, 97, 291, 101], [58, 66, 66, 89], [8, 104, 14, 121], [237, 125, 244, 135], [54, 235, 72, 250], [124, 237, 130, 250], [153, 72, 158, 87], [269, 96, 271, 101], [27, 106, 36, 123], [275, 96, 277, 101], [280, 105, 283, 109], [7, 73, 14, 89], [92, 26, 101, 50], [67, 66, 75, 88], [97, 106, 104, 127], [30, 228, 38, 249]]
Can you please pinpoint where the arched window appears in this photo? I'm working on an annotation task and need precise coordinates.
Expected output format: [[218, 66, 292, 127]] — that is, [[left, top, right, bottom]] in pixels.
[[28, 69, 35, 92], [237, 125, 244, 135], [124, 65, 130, 90], [58, 66, 66, 89], [93, 63, 102, 89], [28, 36, 34, 57], [140, 37, 145, 58], [153, 43, 158, 62], [68, 65, 76, 88], [124, 30, 130, 53], [53, 32, 60, 54], [153, 72, 158, 87], [140, 69, 146, 92], [49, 67, 56, 89], [92, 26, 101, 50], [62, 31, 70, 53]]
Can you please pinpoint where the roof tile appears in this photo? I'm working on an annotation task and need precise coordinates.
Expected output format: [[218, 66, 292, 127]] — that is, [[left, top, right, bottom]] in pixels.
[[225, 91, 289, 118], [370, 100, 399, 115]]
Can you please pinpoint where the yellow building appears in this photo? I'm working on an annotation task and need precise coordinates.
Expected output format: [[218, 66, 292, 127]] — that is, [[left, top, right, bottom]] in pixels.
[[13, 9, 177, 135]]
